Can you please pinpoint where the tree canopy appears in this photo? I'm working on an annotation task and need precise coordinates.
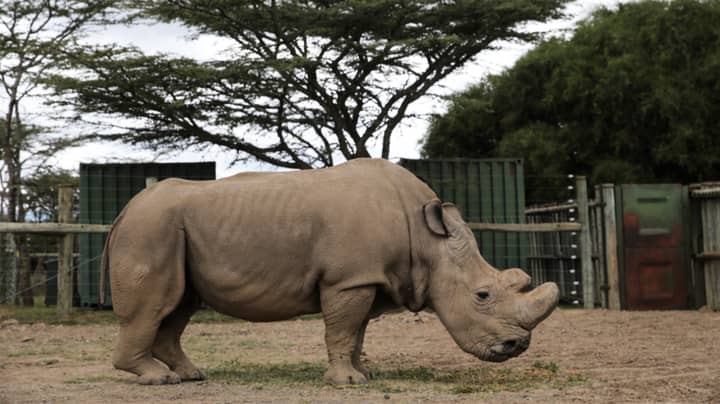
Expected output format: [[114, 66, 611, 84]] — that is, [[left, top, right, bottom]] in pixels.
[[1, 0, 111, 222], [48, 0, 570, 169], [1, 0, 111, 305], [422, 0, 720, 200]]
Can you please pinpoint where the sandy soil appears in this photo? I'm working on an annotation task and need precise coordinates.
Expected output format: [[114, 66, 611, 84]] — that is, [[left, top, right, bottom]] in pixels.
[[1, 309, 719, 403]]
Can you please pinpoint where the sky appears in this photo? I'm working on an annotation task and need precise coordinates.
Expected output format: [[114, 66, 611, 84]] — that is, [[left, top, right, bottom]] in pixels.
[[26, 0, 626, 179]]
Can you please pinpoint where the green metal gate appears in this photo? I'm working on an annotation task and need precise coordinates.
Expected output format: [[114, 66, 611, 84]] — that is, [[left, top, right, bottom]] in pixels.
[[399, 158, 526, 269], [78, 162, 216, 307]]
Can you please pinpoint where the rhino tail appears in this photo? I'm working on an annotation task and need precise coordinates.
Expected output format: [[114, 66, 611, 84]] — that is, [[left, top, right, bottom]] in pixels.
[[98, 207, 128, 307]]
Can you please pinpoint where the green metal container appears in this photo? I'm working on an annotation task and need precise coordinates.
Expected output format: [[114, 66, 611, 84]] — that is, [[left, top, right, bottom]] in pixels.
[[399, 158, 526, 269], [78, 162, 216, 307]]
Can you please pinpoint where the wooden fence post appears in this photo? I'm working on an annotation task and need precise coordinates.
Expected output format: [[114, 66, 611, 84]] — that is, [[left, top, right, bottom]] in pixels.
[[577, 176, 594, 309], [601, 184, 622, 310], [57, 186, 74, 316], [592, 185, 608, 308]]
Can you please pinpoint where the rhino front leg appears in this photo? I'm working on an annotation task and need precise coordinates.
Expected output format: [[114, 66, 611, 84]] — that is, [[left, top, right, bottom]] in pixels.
[[321, 286, 375, 385]]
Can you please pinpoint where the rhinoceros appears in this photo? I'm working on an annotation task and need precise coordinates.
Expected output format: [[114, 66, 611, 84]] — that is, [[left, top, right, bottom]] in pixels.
[[102, 158, 559, 385]]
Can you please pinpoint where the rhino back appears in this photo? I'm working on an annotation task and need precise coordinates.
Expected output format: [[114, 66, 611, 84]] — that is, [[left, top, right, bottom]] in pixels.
[[152, 159, 427, 320]]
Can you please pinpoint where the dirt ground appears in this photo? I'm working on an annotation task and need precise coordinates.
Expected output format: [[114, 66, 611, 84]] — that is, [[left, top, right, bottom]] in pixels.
[[1, 308, 719, 403]]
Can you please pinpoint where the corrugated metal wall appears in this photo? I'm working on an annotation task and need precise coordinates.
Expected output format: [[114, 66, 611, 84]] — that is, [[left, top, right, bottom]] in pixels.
[[399, 158, 526, 270], [78, 162, 216, 307]]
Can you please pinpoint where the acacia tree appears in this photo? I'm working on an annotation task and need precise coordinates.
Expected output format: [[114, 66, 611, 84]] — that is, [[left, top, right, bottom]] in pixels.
[[0, 0, 112, 305], [49, 0, 570, 169], [423, 0, 720, 201]]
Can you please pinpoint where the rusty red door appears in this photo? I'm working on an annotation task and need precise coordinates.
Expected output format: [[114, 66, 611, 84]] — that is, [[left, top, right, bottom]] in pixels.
[[621, 184, 688, 310]]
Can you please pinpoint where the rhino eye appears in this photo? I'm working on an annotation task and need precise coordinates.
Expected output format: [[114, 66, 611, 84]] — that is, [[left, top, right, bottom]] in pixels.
[[476, 291, 490, 301]]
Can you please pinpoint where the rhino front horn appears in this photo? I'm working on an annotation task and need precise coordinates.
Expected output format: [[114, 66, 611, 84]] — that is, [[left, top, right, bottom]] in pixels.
[[518, 282, 560, 330]]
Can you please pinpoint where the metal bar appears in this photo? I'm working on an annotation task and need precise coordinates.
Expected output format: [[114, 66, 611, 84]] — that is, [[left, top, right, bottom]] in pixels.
[[696, 252, 720, 260], [0, 223, 112, 233], [467, 222, 582, 232], [525, 203, 577, 214], [525, 201, 602, 215], [691, 187, 720, 198]]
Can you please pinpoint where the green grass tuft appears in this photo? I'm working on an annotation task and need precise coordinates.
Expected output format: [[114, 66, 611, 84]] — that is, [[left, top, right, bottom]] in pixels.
[[206, 361, 587, 394], [64, 376, 123, 384], [0, 304, 118, 325], [532, 360, 559, 373]]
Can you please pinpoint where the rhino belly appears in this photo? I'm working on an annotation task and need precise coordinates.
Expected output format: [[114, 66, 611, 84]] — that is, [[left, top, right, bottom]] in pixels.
[[186, 247, 322, 322]]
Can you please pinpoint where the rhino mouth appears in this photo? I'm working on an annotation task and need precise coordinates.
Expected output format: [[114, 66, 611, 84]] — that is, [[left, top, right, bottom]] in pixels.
[[474, 336, 531, 362]]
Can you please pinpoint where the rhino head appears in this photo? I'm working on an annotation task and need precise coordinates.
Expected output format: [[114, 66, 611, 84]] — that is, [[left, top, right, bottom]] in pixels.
[[415, 200, 559, 362]]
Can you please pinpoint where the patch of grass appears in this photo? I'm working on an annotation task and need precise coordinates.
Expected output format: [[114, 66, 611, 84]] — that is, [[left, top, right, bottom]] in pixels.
[[64, 376, 123, 384], [79, 352, 98, 361], [0, 304, 118, 325], [207, 361, 326, 388], [191, 309, 241, 323], [8, 349, 57, 357], [374, 366, 436, 382], [0, 305, 255, 325], [532, 360, 559, 373], [206, 361, 587, 394]]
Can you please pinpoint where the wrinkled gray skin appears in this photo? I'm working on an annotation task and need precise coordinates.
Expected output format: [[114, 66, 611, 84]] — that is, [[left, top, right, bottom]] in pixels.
[[104, 158, 559, 385]]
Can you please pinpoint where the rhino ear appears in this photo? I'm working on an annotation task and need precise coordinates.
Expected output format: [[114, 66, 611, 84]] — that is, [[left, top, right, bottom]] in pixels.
[[423, 200, 450, 237]]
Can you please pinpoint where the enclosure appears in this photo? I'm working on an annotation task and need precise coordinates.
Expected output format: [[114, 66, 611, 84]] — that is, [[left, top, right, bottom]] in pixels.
[[1, 160, 720, 403], [1, 307, 718, 403]]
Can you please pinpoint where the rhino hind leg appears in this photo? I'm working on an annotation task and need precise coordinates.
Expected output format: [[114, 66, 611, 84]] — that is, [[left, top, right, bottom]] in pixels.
[[352, 319, 372, 380], [113, 318, 182, 385], [321, 286, 375, 385], [110, 228, 187, 385], [152, 289, 205, 381]]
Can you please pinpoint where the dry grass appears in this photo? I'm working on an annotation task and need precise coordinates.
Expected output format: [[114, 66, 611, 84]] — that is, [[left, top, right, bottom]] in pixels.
[[205, 359, 585, 394]]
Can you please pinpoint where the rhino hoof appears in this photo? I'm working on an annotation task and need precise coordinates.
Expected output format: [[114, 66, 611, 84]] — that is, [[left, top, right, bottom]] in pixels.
[[138, 371, 182, 385], [356, 365, 373, 380], [324, 367, 368, 385], [176, 367, 206, 381]]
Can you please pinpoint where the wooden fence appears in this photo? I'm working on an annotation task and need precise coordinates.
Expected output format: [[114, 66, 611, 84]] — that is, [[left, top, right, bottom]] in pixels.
[[4, 179, 714, 312], [0, 179, 598, 311], [524, 184, 621, 309], [691, 185, 720, 310], [525, 201, 599, 306]]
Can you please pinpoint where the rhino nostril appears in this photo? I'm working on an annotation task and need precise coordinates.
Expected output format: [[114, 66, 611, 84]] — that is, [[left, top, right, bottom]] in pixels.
[[502, 339, 518, 352]]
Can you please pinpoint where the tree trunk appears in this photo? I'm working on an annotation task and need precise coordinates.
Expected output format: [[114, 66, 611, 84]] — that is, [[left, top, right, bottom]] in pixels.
[[3, 99, 27, 305], [353, 142, 372, 159], [15, 146, 32, 306]]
